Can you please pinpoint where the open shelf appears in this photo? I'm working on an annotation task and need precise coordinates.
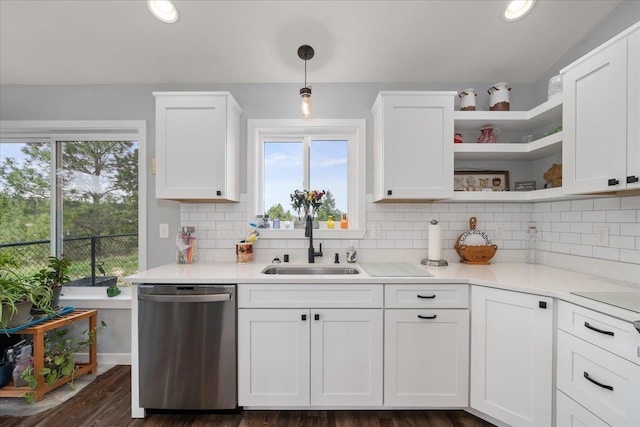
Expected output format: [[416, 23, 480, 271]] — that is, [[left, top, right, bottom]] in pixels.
[[453, 97, 562, 132], [454, 132, 562, 161], [451, 187, 565, 202]]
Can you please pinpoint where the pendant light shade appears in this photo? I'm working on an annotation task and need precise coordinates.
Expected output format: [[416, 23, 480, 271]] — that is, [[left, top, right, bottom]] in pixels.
[[298, 45, 314, 118]]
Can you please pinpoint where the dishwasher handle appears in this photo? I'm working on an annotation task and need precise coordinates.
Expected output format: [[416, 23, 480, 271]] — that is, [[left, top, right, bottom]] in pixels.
[[139, 293, 232, 303]]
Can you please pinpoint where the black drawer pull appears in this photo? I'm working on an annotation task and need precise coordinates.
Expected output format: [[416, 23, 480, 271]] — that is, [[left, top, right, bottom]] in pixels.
[[608, 178, 619, 186], [584, 371, 614, 391], [418, 314, 437, 320], [417, 294, 436, 299], [314, 314, 320, 321], [301, 314, 307, 321], [627, 175, 639, 184], [584, 321, 614, 336]]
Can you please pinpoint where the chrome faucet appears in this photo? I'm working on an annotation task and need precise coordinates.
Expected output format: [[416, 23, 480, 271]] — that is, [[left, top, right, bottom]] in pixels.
[[305, 214, 323, 263]]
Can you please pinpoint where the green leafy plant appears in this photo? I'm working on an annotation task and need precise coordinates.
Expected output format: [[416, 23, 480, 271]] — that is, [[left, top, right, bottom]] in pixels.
[[1, 253, 54, 331], [290, 189, 325, 220], [20, 320, 107, 403], [31, 254, 71, 290]]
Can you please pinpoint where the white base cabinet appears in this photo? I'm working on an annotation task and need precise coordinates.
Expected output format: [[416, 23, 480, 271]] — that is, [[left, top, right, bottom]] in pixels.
[[384, 309, 469, 407], [557, 391, 611, 427], [470, 286, 553, 427], [556, 301, 640, 427], [237, 284, 383, 407]]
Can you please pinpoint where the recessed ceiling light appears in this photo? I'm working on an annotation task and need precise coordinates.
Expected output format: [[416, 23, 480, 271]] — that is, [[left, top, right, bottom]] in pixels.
[[504, 0, 535, 22], [147, 0, 179, 24]]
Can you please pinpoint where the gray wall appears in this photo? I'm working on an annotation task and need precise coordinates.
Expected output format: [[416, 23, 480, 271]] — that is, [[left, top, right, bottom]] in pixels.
[[1, 4, 637, 269], [532, 1, 640, 104]]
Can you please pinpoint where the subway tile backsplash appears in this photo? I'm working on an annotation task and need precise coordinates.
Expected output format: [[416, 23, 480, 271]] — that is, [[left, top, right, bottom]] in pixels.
[[181, 194, 640, 268]]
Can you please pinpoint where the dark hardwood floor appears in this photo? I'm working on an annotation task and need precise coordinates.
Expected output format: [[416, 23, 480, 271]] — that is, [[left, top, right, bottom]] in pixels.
[[0, 366, 495, 426]]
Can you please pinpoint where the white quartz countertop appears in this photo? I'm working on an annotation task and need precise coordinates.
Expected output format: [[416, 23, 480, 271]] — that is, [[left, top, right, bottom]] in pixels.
[[127, 261, 640, 322]]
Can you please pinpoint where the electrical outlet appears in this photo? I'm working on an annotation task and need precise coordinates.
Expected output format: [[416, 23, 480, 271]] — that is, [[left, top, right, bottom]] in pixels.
[[159, 223, 169, 239], [594, 226, 609, 246], [495, 224, 504, 240], [217, 223, 228, 239], [373, 224, 382, 239]]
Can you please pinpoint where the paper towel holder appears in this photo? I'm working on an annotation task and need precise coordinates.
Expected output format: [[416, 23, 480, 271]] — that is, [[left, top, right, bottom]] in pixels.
[[421, 258, 448, 266], [421, 219, 449, 267]]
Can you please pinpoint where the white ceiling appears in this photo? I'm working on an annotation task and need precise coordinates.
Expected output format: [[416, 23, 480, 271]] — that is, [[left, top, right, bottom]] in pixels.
[[0, 0, 623, 85]]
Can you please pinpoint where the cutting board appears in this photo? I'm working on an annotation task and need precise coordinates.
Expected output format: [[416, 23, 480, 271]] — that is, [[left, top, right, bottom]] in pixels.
[[360, 262, 433, 277]]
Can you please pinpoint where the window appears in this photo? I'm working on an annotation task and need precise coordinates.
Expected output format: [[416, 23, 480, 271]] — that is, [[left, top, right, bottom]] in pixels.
[[0, 121, 146, 287], [263, 138, 348, 221], [248, 119, 366, 238]]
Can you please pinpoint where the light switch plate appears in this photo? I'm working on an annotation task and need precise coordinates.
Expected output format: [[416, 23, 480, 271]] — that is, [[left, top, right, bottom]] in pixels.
[[159, 223, 169, 239]]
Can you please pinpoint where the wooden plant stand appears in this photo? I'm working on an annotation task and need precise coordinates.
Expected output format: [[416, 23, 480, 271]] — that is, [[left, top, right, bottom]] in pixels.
[[0, 309, 98, 402]]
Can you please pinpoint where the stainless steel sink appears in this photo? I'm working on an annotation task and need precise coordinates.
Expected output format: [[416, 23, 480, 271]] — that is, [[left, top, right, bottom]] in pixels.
[[261, 265, 360, 275]]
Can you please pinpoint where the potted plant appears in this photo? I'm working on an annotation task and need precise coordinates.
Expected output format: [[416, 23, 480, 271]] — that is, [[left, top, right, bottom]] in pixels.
[[30, 254, 71, 313], [0, 253, 34, 330], [1, 253, 55, 330], [20, 320, 107, 403], [290, 189, 325, 228]]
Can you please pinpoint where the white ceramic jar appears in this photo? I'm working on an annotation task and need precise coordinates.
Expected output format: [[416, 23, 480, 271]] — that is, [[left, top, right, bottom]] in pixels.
[[488, 82, 511, 111], [458, 88, 477, 111]]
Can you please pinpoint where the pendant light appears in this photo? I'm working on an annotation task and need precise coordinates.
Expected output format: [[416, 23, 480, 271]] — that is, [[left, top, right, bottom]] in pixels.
[[298, 45, 314, 118]]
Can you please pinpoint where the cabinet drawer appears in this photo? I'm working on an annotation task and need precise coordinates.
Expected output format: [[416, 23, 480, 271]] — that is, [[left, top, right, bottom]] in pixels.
[[557, 391, 611, 427], [558, 300, 640, 364], [557, 330, 640, 427], [385, 284, 468, 308], [238, 284, 383, 308]]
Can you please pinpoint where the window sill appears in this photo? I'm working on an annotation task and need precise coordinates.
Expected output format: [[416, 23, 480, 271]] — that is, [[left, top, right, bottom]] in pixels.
[[60, 286, 132, 309], [256, 229, 367, 240]]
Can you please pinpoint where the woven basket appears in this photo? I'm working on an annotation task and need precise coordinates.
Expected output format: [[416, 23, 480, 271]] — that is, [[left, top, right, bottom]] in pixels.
[[454, 216, 498, 265], [455, 243, 498, 265]]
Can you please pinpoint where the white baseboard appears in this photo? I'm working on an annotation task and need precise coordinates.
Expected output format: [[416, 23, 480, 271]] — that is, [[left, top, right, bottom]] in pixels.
[[76, 352, 131, 366]]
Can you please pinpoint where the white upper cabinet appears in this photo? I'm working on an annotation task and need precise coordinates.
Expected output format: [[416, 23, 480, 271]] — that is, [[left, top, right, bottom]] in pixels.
[[372, 91, 455, 201], [154, 92, 241, 201], [562, 23, 640, 194]]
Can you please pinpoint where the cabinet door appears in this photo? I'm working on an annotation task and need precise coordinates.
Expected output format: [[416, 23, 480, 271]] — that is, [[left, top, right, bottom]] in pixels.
[[238, 309, 310, 406], [557, 391, 611, 427], [627, 26, 640, 190], [373, 92, 454, 200], [470, 287, 553, 427], [562, 38, 628, 194], [384, 309, 469, 407], [155, 93, 239, 201], [310, 309, 383, 406]]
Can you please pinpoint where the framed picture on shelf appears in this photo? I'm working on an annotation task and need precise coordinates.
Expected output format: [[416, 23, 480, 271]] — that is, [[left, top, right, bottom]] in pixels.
[[454, 170, 509, 191]]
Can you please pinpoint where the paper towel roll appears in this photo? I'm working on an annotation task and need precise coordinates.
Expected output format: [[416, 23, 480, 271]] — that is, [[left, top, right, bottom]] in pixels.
[[428, 220, 442, 261]]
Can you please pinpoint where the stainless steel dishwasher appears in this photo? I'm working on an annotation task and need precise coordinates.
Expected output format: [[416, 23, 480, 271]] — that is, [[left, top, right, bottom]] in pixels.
[[138, 284, 237, 410]]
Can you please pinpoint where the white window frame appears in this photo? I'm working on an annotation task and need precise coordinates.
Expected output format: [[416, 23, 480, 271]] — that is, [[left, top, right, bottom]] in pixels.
[[248, 119, 366, 239], [0, 120, 147, 297]]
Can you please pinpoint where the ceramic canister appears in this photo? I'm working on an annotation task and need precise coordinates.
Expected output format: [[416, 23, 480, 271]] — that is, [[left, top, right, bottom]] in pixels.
[[488, 82, 511, 111], [458, 88, 476, 111]]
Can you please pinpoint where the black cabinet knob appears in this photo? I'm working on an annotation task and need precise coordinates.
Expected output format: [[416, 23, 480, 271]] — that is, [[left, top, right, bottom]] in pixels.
[[539, 301, 547, 309], [216, 190, 222, 196], [387, 190, 392, 196], [627, 175, 639, 184], [608, 178, 619, 186], [301, 314, 307, 321], [314, 314, 320, 321]]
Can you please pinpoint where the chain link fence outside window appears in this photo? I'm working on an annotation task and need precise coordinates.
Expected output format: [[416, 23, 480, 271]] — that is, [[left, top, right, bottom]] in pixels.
[[0, 233, 138, 286]]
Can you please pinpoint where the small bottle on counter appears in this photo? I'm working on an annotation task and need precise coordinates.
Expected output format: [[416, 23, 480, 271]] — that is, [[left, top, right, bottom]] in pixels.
[[273, 218, 280, 229], [327, 215, 334, 229], [526, 223, 538, 264], [340, 213, 348, 229]]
